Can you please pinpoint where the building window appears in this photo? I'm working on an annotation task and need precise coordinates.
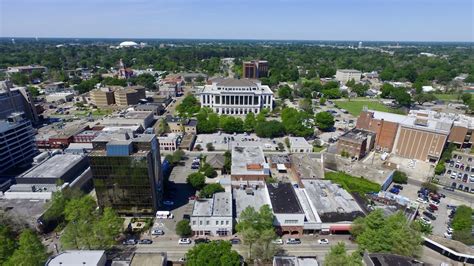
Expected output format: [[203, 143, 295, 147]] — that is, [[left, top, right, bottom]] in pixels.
[[200, 221, 202, 225], [221, 221, 224, 225], [216, 221, 219, 225], [284, 220, 298, 224], [206, 221, 209, 225], [226, 221, 229, 225], [193, 221, 196, 225]]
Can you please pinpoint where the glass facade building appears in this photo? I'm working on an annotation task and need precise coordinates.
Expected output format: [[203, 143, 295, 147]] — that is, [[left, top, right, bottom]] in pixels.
[[90, 134, 163, 216]]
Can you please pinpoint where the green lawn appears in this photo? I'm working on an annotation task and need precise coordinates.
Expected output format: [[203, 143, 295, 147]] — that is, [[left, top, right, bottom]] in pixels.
[[325, 171, 381, 194], [433, 93, 460, 102], [334, 100, 404, 116]]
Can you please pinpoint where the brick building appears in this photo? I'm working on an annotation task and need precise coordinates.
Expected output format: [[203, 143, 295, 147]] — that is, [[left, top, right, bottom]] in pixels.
[[337, 128, 375, 159]]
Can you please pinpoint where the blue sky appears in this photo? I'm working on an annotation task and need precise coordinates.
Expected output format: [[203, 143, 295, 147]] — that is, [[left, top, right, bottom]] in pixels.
[[1, 0, 473, 42]]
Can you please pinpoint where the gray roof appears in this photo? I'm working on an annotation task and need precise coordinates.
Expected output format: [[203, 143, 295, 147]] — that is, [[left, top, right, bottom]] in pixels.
[[192, 192, 232, 217], [47, 250, 105, 266], [19, 154, 85, 179], [233, 187, 271, 218], [216, 78, 259, 87], [231, 146, 268, 176], [206, 154, 226, 169]]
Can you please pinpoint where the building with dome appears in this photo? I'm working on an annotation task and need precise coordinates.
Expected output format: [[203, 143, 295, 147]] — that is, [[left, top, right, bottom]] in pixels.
[[119, 41, 138, 48]]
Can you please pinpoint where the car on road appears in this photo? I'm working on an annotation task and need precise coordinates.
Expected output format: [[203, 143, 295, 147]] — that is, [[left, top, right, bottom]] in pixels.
[[163, 200, 174, 206], [420, 217, 431, 224], [195, 238, 210, 244], [230, 238, 241, 245], [139, 239, 153, 244], [444, 186, 455, 191], [272, 239, 283, 245], [123, 239, 138, 245], [151, 229, 164, 236], [318, 239, 329, 244], [286, 238, 301, 245], [444, 231, 452, 239], [178, 238, 192, 245]]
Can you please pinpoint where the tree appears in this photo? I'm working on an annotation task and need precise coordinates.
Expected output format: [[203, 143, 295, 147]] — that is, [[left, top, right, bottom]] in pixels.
[[200, 163, 217, 178], [319, 97, 327, 105], [414, 93, 437, 105], [434, 162, 446, 175], [278, 85, 293, 100], [236, 205, 274, 233], [322, 88, 342, 99], [255, 120, 285, 138], [352, 83, 369, 97], [324, 242, 363, 266], [219, 116, 244, 134], [411, 220, 433, 235], [199, 183, 225, 198], [0, 225, 15, 263], [206, 142, 215, 151], [244, 112, 256, 132], [392, 89, 412, 107], [281, 108, 313, 137], [421, 182, 438, 193], [392, 171, 408, 184], [223, 151, 231, 174], [9, 73, 29, 86], [197, 108, 219, 134], [92, 208, 123, 249], [461, 93, 472, 105], [380, 83, 395, 98], [177, 95, 200, 116], [451, 205, 474, 245], [5, 229, 48, 266], [351, 210, 423, 258], [315, 111, 335, 131], [27, 86, 40, 97], [185, 240, 241, 266], [176, 220, 192, 237], [187, 172, 206, 189]]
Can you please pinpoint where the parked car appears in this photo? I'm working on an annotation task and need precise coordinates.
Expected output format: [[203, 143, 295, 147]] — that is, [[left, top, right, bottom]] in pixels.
[[123, 239, 138, 245], [416, 198, 428, 204], [444, 186, 455, 191], [423, 211, 437, 220], [163, 200, 174, 206], [286, 238, 301, 245], [444, 231, 453, 239], [420, 217, 431, 224], [389, 188, 400, 194], [272, 239, 284, 245], [318, 239, 329, 244], [195, 238, 210, 244], [393, 184, 404, 190], [178, 238, 192, 245], [429, 204, 438, 211], [230, 238, 241, 245], [446, 169, 452, 175], [139, 239, 153, 244], [151, 229, 164, 236]]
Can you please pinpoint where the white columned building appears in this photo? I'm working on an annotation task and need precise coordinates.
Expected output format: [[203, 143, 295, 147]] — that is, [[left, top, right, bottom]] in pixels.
[[198, 78, 274, 115]]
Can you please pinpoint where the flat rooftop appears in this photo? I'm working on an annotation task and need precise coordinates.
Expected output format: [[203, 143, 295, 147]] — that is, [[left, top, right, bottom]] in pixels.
[[273, 256, 319, 266], [192, 192, 232, 217], [231, 146, 267, 176], [301, 179, 364, 222], [337, 69, 361, 73], [267, 183, 303, 214], [233, 186, 271, 218], [19, 154, 85, 179], [47, 250, 105, 266], [339, 128, 375, 143], [130, 253, 166, 266], [268, 154, 291, 165], [289, 137, 312, 148]]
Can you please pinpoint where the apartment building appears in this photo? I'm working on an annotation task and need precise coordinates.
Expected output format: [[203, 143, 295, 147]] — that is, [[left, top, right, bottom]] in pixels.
[[114, 86, 146, 106], [243, 60, 269, 79], [199, 78, 274, 115], [90, 87, 115, 106], [0, 112, 37, 174], [190, 192, 233, 237], [335, 69, 362, 84], [89, 133, 163, 215]]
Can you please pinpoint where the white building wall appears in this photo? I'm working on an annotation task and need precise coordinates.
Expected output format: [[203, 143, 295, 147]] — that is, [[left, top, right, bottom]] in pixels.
[[190, 215, 233, 236], [273, 213, 305, 227]]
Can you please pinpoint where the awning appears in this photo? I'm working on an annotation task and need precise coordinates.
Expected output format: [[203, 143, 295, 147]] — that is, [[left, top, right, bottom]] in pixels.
[[277, 164, 287, 171], [329, 224, 352, 232]]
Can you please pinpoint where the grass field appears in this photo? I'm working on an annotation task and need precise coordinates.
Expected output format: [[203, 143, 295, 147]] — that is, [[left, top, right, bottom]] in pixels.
[[325, 171, 381, 194], [433, 93, 460, 102], [334, 100, 404, 116]]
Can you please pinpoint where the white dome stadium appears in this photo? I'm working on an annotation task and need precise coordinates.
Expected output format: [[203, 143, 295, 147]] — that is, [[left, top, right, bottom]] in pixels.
[[119, 41, 138, 47]]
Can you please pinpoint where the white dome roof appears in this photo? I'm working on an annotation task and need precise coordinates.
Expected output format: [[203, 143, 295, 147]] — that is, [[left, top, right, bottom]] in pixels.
[[119, 41, 138, 47]]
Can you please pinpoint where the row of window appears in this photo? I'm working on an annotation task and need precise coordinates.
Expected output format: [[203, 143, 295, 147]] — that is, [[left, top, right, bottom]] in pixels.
[[193, 220, 230, 226], [217, 87, 258, 91]]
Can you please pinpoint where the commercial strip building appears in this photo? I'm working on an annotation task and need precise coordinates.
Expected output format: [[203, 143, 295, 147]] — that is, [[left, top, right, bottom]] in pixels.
[[243, 60, 268, 79], [356, 109, 454, 162], [231, 146, 270, 184], [165, 116, 198, 134], [337, 128, 375, 159], [157, 133, 182, 152], [288, 137, 313, 153], [0, 112, 37, 174], [89, 133, 163, 216], [90, 86, 146, 106], [46, 250, 106, 266], [44, 92, 74, 103], [267, 183, 305, 235], [335, 69, 362, 84], [273, 256, 319, 266], [198, 78, 274, 115], [190, 192, 233, 236]]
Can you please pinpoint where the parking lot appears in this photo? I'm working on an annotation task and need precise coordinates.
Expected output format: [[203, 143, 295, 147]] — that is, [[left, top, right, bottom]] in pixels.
[[438, 151, 474, 194]]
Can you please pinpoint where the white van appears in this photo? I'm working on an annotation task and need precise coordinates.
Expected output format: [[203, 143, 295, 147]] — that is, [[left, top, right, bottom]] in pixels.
[[156, 211, 173, 219]]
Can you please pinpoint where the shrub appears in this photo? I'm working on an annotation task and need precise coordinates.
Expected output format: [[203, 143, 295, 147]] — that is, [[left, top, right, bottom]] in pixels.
[[392, 171, 408, 184]]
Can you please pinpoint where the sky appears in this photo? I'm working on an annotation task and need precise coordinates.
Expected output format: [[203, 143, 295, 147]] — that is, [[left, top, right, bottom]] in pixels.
[[1, 0, 473, 42]]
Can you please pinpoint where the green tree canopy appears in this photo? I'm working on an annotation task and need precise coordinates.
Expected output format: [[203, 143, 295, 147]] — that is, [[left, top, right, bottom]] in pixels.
[[219, 115, 244, 134], [255, 120, 285, 138], [281, 108, 313, 137], [186, 240, 241, 266], [0, 225, 16, 263], [5, 229, 48, 266], [199, 184, 225, 198], [315, 111, 335, 131], [244, 112, 256, 132], [324, 242, 363, 266], [176, 220, 192, 237], [392, 171, 408, 184], [187, 172, 206, 189], [278, 85, 293, 100], [177, 95, 201, 117]]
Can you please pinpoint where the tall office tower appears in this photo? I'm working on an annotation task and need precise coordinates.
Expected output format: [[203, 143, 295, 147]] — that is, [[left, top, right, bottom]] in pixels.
[[0, 81, 39, 123], [89, 133, 163, 215], [243, 60, 269, 79], [0, 112, 37, 174]]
